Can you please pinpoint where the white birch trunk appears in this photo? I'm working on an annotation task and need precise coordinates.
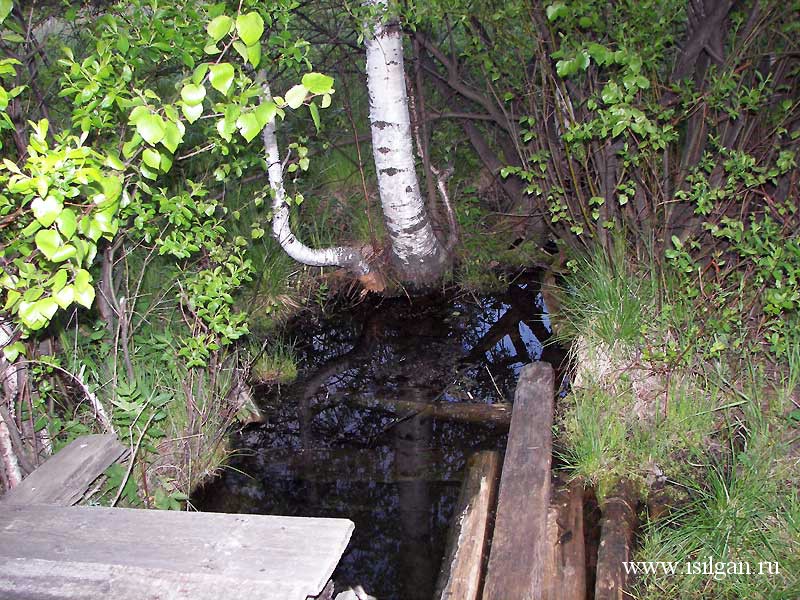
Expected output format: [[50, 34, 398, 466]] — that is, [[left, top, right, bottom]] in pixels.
[[262, 85, 371, 276], [365, 0, 447, 283], [0, 322, 23, 488]]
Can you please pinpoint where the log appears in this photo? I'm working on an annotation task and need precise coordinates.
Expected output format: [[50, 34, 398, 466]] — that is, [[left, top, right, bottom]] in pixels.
[[253, 446, 464, 483], [482, 362, 554, 600], [595, 481, 638, 600], [345, 394, 512, 427], [1, 434, 126, 506], [542, 478, 586, 600], [434, 450, 501, 600]]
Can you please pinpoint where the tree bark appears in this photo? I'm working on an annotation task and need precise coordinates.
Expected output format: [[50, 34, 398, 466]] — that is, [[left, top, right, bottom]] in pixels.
[[261, 84, 371, 276], [365, 0, 448, 284]]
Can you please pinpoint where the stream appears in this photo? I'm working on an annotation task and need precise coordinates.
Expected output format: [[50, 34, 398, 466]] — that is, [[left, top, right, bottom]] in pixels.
[[192, 271, 565, 599]]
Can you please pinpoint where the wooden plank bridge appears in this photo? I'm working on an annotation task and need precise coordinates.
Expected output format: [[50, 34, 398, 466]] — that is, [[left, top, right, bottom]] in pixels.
[[0, 362, 619, 600], [0, 435, 353, 599]]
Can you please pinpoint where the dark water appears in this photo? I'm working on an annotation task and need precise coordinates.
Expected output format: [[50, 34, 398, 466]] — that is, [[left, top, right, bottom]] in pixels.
[[193, 272, 564, 599]]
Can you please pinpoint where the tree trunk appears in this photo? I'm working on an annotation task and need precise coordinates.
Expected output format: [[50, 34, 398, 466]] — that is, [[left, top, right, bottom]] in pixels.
[[261, 83, 371, 276], [365, 0, 448, 285]]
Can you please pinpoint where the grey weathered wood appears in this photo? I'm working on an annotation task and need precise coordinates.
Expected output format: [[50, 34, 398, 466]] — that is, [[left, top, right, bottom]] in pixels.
[[0, 504, 354, 600], [435, 450, 501, 600], [482, 362, 554, 600], [1, 434, 126, 506]]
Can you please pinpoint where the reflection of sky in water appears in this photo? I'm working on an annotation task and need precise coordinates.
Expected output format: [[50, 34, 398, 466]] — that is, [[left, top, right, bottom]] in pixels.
[[519, 321, 543, 359]]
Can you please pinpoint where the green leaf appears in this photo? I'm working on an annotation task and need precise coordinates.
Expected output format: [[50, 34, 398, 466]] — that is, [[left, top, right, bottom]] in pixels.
[[209, 63, 234, 95], [48, 244, 77, 262], [233, 40, 249, 62], [0, 0, 12, 25], [49, 269, 68, 292], [309, 102, 320, 131], [2, 341, 25, 363], [285, 84, 307, 109], [207, 15, 233, 42], [136, 113, 166, 145], [73, 269, 95, 308], [236, 112, 263, 142], [35, 229, 63, 260], [142, 148, 161, 170], [181, 102, 203, 124], [18, 301, 45, 330], [236, 12, 264, 46], [320, 93, 331, 109], [180, 83, 206, 106], [53, 284, 75, 309], [247, 43, 261, 68], [55, 208, 77, 239], [105, 154, 125, 170], [161, 120, 184, 153], [255, 101, 277, 126], [546, 3, 568, 21], [301, 72, 334, 95], [31, 195, 63, 227]]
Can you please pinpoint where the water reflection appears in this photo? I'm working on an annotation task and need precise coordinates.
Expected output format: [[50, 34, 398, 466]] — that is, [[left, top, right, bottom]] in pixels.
[[193, 272, 563, 599]]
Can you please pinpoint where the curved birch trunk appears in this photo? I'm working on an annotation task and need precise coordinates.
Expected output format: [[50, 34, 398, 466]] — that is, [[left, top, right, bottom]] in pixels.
[[365, 0, 447, 284], [261, 85, 371, 276]]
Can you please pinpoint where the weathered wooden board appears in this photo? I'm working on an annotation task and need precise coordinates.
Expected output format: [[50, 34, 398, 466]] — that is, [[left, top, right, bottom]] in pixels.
[[0, 504, 354, 600], [1, 434, 126, 506], [434, 450, 501, 600], [482, 362, 554, 600], [542, 478, 586, 600]]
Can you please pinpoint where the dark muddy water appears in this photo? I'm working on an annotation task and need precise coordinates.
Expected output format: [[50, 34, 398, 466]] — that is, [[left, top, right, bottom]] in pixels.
[[193, 272, 564, 599]]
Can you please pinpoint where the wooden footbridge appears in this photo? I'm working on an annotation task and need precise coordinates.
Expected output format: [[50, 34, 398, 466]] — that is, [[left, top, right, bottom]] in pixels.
[[0, 363, 632, 599]]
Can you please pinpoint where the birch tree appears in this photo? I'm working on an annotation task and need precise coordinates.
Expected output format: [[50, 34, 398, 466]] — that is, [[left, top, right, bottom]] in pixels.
[[265, 0, 448, 286], [363, 0, 447, 283]]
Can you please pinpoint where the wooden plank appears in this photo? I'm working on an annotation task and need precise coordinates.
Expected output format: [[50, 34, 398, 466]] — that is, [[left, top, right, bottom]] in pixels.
[[1, 434, 126, 506], [434, 450, 501, 600], [595, 481, 638, 600], [0, 504, 354, 600], [542, 479, 586, 600], [482, 362, 554, 600]]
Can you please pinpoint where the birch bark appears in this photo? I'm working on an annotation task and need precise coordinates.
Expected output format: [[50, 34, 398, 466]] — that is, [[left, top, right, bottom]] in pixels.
[[262, 84, 371, 276], [365, 0, 447, 283]]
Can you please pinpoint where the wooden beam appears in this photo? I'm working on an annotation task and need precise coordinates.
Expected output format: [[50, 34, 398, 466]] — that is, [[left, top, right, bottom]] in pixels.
[[482, 362, 554, 600], [543, 479, 586, 600], [435, 450, 501, 600], [345, 394, 512, 427], [1, 434, 126, 506], [0, 504, 354, 600], [595, 481, 638, 600]]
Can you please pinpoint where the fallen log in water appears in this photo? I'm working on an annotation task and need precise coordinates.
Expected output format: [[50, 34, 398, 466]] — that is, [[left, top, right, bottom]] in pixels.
[[482, 362, 554, 600], [595, 480, 638, 600], [343, 394, 512, 426], [542, 478, 586, 600], [434, 450, 501, 600]]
